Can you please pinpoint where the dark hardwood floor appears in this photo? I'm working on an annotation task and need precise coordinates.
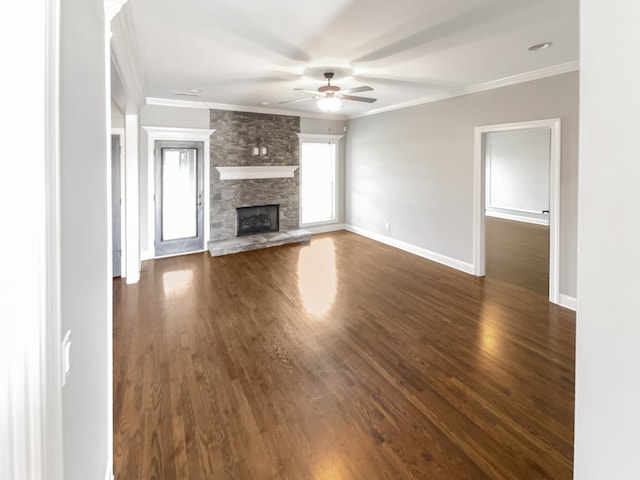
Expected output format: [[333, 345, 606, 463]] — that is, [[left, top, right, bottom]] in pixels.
[[113, 230, 575, 479], [485, 216, 550, 296]]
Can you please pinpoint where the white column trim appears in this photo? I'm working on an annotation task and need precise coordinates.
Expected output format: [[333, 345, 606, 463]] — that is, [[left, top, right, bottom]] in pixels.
[[124, 114, 140, 283], [110, 2, 144, 108], [104, 0, 128, 22]]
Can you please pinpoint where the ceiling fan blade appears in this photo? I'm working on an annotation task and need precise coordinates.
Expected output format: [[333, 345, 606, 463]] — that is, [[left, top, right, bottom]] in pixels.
[[279, 97, 316, 105], [339, 86, 373, 95], [294, 88, 324, 95], [341, 94, 377, 103]]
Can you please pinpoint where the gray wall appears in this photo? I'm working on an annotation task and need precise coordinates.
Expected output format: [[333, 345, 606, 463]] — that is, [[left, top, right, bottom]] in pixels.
[[60, 0, 110, 478], [346, 72, 578, 298]]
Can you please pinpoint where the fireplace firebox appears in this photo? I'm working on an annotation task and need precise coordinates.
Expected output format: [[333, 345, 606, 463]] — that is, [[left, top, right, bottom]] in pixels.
[[236, 204, 279, 236]]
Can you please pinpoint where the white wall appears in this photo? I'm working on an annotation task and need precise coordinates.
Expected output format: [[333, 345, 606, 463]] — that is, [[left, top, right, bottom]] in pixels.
[[574, 1, 640, 478], [0, 1, 61, 478], [346, 72, 578, 298], [60, 0, 110, 478], [485, 128, 550, 224]]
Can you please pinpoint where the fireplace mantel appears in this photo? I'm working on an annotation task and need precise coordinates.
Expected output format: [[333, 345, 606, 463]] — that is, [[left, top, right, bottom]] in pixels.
[[216, 166, 298, 180]]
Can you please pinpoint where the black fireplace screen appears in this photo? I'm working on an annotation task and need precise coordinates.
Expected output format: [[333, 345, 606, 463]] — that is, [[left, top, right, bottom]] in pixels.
[[236, 204, 280, 236]]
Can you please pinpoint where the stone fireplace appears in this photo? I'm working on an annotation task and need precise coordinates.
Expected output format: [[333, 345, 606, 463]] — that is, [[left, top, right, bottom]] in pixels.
[[207, 109, 310, 256]]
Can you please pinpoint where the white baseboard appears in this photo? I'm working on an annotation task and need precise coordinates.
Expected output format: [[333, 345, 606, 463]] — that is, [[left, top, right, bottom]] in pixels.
[[304, 223, 346, 234], [105, 457, 114, 480], [140, 249, 153, 261], [558, 294, 577, 311], [345, 224, 475, 275], [485, 209, 549, 226]]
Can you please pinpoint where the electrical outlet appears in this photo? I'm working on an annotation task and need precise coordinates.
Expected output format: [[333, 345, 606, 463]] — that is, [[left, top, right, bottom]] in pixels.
[[385, 222, 391, 230]]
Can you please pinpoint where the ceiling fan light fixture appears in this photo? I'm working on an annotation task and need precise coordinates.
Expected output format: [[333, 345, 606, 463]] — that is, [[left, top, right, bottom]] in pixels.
[[317, 96, 342, 112]]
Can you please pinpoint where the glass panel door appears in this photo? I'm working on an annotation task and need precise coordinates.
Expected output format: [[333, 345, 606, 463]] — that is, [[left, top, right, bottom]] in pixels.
[[155, 141, 204, 256], [161, 148, 197, 240]]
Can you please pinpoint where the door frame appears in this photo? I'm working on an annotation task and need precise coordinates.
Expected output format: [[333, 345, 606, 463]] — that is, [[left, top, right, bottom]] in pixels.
[[473, 118, 561, 304], [154, 141, 204, 256], [111, 128, 125, 277], [142, 126, 214, 258], [297, 133, 344, 228]]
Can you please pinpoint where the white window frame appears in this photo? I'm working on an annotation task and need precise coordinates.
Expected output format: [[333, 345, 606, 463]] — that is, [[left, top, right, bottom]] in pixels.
[[297, 133, 343, 227]]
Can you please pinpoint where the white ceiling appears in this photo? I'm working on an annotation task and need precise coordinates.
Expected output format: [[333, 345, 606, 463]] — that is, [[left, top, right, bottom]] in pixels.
[[129, 0, 579, 118]]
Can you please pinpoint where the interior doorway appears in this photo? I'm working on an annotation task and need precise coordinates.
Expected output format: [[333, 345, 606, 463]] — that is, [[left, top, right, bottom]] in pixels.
[[154, 140, 204, 256], [111, 134, 123, 277], [473, 118, 561, 303]]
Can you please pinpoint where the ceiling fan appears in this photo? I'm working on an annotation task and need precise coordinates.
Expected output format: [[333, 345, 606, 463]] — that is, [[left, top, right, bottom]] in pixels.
[[280, 72, 377, 112]]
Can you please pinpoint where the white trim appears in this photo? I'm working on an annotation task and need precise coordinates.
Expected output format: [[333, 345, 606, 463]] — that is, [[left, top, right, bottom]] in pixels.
[[111, 128, 126, 277], [305, 223, 346, 234], [110, 3, 144, 108], [296, 133, 344, 143], [104, 13, 116, 480], [350, 61, 579, 120], [146, 97, 348, 120], [43, 0, 64, 477], [104, 0, 127, 21], [473, 118, 562, 304], [104, 456, 114, 480], [142, 127, 214, 259], [485, 209, 549, 226], [558, 294, 577, 312], [216, 165, 298, 180], [346, 225, 475, 274], [145, 62, 578, 123], [124, 114, 140, 283]]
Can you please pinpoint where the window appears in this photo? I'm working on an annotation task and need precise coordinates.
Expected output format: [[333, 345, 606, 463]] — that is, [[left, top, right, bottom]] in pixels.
[[299, 134, 342, 226]]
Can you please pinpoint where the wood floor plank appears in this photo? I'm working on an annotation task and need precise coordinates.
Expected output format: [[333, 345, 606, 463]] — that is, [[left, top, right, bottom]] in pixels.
[[114, 231, 575, 479]]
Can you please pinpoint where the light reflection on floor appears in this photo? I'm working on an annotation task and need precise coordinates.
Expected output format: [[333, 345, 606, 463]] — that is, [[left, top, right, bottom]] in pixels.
[[162, 269, 194, 298], [297, 238, 337, 316], [479, 301, 504, 360]]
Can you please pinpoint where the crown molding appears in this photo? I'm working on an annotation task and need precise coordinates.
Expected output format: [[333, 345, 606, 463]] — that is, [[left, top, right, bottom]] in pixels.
[[349, 60, 580, 120], [110, 3, 145, 110], [145, 60, 578, 122], [104, 0, 128, 22], [145, 97, 348, 120]]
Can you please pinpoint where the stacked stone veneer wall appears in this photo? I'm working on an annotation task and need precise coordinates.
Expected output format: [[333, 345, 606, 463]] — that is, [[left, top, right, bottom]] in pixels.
[[210, 109, 300, 241]]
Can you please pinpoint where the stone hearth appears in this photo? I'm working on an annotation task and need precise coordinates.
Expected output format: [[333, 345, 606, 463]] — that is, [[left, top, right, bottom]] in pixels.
[[208, 229, 311, 257]]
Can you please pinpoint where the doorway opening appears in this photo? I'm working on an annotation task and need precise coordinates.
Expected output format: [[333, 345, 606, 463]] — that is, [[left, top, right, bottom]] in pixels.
[[473, 118, 561, 303]]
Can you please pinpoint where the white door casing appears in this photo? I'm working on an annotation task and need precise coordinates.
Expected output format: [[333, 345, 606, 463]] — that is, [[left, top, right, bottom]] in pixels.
[[142, 127, 214, 258], [473, 118, 561, 304]]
